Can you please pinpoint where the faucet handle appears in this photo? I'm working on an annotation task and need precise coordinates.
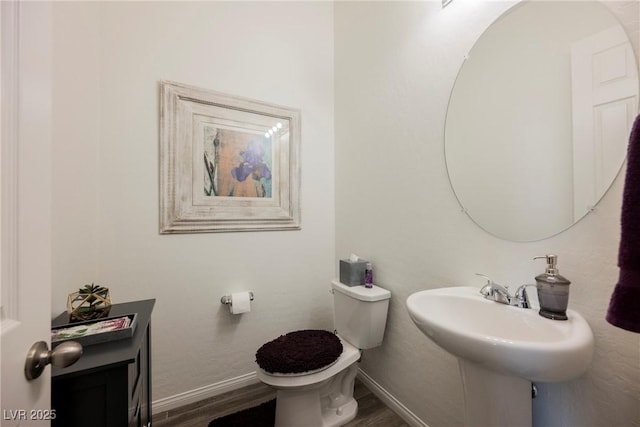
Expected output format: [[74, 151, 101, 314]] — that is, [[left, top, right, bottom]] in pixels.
[[476, 274, 512, 304], [475, 273, 493, 284], [476, 273, 494, 297]]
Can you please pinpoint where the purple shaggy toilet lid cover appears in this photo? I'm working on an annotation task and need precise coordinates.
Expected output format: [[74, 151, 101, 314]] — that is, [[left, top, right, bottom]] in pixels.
[[256, 329, 343, 375]]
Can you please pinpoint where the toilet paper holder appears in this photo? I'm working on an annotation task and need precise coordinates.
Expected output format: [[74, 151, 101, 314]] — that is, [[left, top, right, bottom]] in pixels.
[[220, 291, 254, 305]]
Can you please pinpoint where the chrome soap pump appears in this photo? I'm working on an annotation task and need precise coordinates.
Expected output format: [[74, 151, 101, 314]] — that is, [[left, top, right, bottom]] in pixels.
[[534, 254, 570, 320]]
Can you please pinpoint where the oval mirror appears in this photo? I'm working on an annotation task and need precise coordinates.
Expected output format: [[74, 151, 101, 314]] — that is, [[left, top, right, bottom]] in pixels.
[[445, 0, 639, 242]]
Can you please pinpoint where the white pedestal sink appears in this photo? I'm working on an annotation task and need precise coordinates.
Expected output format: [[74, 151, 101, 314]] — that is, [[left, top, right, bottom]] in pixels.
[[406, 287, 594, 427]]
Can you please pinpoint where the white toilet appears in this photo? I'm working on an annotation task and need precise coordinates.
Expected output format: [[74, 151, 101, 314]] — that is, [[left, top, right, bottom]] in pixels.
[[256, 280, 391, 427]]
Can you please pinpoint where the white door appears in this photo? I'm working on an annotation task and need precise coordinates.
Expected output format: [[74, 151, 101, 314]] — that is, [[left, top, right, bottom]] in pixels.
[[571, 25, 639, 221], [1, 2, 54, 425]]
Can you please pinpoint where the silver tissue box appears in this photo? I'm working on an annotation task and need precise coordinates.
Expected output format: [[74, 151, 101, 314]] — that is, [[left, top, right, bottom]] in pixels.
[[339, 259, 368, 286]]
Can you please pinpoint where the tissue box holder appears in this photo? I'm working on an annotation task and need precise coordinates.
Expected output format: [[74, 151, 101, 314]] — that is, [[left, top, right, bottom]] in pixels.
[[340, 259, 368, 286]]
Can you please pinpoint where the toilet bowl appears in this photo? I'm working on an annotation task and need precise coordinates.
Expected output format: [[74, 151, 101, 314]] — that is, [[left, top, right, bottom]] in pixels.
[[255, 280, 391, 427], [257, 337, 361, 427]]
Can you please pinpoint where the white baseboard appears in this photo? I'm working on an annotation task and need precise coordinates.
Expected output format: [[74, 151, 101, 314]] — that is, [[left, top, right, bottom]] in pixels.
[[153, 368, 429, 427], [152, 372, 260, 415], [357, 368, 429, 427]]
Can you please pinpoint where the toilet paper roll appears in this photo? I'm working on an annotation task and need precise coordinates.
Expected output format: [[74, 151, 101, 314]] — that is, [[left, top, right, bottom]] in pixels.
[[230, 292, 251, 314]]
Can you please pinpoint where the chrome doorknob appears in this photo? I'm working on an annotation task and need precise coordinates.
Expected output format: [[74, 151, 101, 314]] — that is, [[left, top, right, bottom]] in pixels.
[[24, 340, 83, 381]]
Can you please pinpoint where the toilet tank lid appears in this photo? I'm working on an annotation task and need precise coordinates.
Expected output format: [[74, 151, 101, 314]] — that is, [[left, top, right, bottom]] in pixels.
[[331, 280, 391, 302]]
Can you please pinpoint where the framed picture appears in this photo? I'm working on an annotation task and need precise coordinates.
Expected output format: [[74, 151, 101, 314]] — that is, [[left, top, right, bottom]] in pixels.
[[160, 81, 301, 233]]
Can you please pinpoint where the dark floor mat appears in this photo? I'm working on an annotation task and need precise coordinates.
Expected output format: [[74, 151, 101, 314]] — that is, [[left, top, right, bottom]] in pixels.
[[208, 399, 276, 427]]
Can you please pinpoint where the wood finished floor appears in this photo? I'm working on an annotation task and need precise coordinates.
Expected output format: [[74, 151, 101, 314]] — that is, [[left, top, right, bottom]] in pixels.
[[152, 378, 410, 427]]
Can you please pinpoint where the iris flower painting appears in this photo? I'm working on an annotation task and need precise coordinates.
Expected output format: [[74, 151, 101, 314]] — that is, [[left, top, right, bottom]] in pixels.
[[203, 126, 273, 198], [160, 81, 300, 233]]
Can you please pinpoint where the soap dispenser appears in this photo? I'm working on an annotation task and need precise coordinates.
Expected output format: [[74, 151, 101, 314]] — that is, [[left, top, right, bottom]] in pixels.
[[533, 254, 570, 320]]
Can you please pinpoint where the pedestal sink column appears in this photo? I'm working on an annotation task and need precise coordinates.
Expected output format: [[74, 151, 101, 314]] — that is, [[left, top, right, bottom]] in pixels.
[[459, 360, 532, 427]]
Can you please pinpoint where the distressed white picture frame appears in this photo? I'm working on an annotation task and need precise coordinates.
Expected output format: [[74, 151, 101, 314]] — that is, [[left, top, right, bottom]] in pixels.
[[160, 81, 301, 233]]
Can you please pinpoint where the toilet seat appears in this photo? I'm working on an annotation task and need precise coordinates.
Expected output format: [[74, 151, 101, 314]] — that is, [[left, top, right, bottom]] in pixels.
[[256, 330, 343, 375], [257, 337, 360, 389]]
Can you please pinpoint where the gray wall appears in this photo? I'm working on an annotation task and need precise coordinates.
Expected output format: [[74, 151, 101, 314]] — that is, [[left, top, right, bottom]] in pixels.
[[335, 1, 640, 426], [49, 0, 640, 425], [52, 1, 335, 403]]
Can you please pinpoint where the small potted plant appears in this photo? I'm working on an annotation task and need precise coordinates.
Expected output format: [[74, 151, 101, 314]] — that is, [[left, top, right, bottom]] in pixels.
[[67, 283, 112, 321]]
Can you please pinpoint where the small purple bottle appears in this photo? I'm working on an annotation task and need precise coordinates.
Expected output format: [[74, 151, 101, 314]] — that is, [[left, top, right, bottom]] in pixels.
[[364, 263, 373, 288]]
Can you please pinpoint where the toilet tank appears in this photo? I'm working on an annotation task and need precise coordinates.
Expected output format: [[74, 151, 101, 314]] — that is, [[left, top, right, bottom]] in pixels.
[[331, 280, 391, 349]]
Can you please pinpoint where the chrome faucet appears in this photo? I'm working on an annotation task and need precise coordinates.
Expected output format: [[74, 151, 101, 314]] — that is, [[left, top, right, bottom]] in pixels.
[[476, 274, 533, 309]]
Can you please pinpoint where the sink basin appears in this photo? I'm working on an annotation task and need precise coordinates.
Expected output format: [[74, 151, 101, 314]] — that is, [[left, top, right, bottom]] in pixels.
[[406, 286, 594, 382]]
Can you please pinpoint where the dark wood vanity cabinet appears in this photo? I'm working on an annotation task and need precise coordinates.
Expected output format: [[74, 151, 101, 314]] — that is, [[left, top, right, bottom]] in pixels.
[[51, 299, 155, 427]]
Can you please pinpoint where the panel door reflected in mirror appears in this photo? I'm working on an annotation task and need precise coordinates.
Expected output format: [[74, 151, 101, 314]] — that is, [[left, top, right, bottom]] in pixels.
[[445, 0, 638, 242]]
